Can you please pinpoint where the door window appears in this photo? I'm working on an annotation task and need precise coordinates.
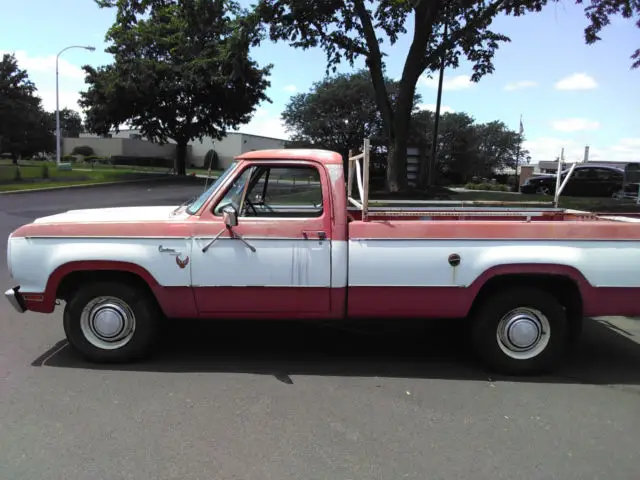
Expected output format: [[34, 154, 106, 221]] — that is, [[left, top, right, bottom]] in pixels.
[[571, 168, 594, 180], [214, 165, 324, 218]]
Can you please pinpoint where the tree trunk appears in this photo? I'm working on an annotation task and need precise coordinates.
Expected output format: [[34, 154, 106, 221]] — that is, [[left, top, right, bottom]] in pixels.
[[175, 143, 187, 176], [385, 92, 413, 192]]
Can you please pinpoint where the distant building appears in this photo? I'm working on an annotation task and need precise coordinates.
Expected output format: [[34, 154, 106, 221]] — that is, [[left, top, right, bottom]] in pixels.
[[68, 129, 287, 168]]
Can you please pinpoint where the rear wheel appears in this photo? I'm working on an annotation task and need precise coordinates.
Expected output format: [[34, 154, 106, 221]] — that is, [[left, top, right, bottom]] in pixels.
[[471, 287, 569, 375], [63, 281, 160, 363]]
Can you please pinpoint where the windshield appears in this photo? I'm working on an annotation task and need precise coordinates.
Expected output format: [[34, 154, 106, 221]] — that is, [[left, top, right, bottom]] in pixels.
[[185, 161, 239, 215]]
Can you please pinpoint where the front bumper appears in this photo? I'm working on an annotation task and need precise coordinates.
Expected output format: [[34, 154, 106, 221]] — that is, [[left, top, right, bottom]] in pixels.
[[4, 287, 26, 313]]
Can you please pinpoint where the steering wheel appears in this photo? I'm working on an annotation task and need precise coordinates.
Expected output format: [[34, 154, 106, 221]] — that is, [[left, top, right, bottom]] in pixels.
[[243, 198, 258, 216]]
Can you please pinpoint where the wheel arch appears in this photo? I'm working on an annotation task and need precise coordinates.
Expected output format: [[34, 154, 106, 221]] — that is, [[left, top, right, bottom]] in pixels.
[[467, 264, 587, 337], [43, 261, 162, 313]]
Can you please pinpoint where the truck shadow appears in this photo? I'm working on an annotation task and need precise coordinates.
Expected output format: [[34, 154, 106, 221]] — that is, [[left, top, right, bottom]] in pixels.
[[33, 318, 640, 386]]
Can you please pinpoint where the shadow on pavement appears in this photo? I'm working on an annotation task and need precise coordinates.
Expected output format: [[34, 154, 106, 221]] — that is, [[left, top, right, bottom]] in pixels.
[[33, 317, 640, 386]]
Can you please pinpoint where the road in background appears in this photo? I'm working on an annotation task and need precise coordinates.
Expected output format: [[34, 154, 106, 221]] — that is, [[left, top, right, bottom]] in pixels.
[[1, 181, 640, 480]]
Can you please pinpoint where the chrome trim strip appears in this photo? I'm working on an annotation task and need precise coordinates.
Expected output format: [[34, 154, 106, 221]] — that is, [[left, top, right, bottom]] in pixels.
[[192, 236, 324, 241]]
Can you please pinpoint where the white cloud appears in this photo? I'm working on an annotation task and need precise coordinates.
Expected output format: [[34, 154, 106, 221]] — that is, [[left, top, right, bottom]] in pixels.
[[1, 49, 94, 115], [554, 73, 598, 90], [232, 107, 290, 140], [524, 137, 639, 163], [504, 80, 537, 91], [1, 49, 87, 80], [36, 88, 82, 113], [420, 74, 474, 91], [283, 84, 297, 93], [551, 118, 601, 132], [610, 137, 640, 160], [417, 103, 455, 114]]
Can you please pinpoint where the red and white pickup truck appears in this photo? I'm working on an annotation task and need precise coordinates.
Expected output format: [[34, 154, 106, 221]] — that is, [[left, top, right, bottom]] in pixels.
[[6, 144, 640, 375]]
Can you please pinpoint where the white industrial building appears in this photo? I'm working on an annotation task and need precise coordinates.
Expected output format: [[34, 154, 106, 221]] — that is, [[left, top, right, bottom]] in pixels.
[[66, 129, 287, 169]]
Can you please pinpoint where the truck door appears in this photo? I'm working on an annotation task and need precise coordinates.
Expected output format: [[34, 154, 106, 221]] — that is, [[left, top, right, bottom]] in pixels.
[[190, 161, 333, 316]]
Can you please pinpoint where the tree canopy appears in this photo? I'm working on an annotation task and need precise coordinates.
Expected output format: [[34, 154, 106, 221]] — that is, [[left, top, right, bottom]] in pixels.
[[80, 0, 273, 174], [283, 70, 528, 187], [253, 0, 638, 191], [0, 53, 55, 159], [577, 0, 640, 69], [282, 70, 422, 158], [46, 108, 83, 140]]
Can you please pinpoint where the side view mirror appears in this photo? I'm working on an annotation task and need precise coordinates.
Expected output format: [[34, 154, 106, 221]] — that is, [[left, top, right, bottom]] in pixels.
[[222, 205, 238, 227]]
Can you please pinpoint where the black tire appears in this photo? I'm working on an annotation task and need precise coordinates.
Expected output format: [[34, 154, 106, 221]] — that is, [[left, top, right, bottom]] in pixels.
[[63, 281, 160, 363], [471, 287, 569, 375]]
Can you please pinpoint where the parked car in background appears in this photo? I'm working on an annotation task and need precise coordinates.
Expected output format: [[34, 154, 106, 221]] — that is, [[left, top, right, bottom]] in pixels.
[[520, 164, 627, 197]]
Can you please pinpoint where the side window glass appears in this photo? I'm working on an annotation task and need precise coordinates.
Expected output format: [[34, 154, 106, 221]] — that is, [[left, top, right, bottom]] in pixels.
[[572, 169, 589, 179], [594, 168, 613, 181], [213, 166, 255, 216], [245, 165, 323, 218]]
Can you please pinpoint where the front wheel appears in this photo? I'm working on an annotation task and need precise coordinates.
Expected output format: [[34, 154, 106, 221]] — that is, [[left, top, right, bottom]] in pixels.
[[63, 281, 160, 363], [471, 287, 569, 375]]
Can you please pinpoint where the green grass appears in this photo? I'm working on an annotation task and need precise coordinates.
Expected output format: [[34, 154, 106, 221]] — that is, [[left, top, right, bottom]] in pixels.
[[0, 159, 222, 176], [0, 170, 138, 192], [0, 159, 225, 193], [0, 160, 162, 192]]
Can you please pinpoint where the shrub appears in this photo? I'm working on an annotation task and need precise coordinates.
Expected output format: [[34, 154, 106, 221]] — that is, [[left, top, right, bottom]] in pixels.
[[464, 182, 510, 192], [41, 164, 50, 179], [71, 145, 94, 156], [62, 154, 75, 162]]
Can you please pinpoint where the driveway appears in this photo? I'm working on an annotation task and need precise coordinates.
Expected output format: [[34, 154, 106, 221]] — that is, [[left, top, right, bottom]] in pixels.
[[1, 181, 640, 480]]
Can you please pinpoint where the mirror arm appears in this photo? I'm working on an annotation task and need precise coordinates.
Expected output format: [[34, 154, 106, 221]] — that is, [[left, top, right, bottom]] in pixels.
[[201, 228, 228, 253], [230, 229, 256, 252], [201, 227, 257, 253]]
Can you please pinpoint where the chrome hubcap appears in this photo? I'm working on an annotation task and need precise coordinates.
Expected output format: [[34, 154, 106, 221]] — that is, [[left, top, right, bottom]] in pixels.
[[497, 307, 550, 360], [80, 296, 136, 350]]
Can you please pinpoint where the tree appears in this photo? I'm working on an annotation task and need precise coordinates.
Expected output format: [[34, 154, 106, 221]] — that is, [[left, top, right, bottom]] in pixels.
[[475, 120, 529, 173], [282, 70, 422, 160], [55, 108, 83, 138], [435, 112, 478, 184], [0, 53, 54, 160], [577, 0, 640, 69], [80, 0, 273, 175], [253, 0, 637, 192]]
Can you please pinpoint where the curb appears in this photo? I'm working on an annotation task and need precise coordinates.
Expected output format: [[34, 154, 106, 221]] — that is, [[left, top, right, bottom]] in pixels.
[[0, 175, 175, 195]]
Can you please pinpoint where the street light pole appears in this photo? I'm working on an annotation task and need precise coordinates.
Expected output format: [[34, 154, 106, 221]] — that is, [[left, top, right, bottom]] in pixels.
[[55, 45, 96, 165]]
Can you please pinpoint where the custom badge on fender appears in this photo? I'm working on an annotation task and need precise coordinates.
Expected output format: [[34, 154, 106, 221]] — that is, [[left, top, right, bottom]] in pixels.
[[176, 255, 190, 269]]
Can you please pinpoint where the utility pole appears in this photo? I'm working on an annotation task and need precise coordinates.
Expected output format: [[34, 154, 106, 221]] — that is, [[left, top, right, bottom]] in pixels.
[[427, 17, 448, 187]]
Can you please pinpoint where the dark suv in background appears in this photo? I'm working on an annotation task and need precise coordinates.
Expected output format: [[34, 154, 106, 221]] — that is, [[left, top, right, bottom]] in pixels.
[[520, 164, 633, 197]]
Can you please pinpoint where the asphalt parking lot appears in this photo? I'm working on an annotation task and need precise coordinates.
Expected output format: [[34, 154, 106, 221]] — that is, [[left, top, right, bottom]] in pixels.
[[1, 180, 640, 480]]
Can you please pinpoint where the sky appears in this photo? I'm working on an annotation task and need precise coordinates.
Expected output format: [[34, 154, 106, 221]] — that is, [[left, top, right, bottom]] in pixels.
[[1, 0, 638, 163]]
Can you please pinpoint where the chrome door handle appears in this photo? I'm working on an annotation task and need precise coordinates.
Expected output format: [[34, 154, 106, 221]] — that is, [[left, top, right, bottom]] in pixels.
[[302, 230, 326, 241]]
